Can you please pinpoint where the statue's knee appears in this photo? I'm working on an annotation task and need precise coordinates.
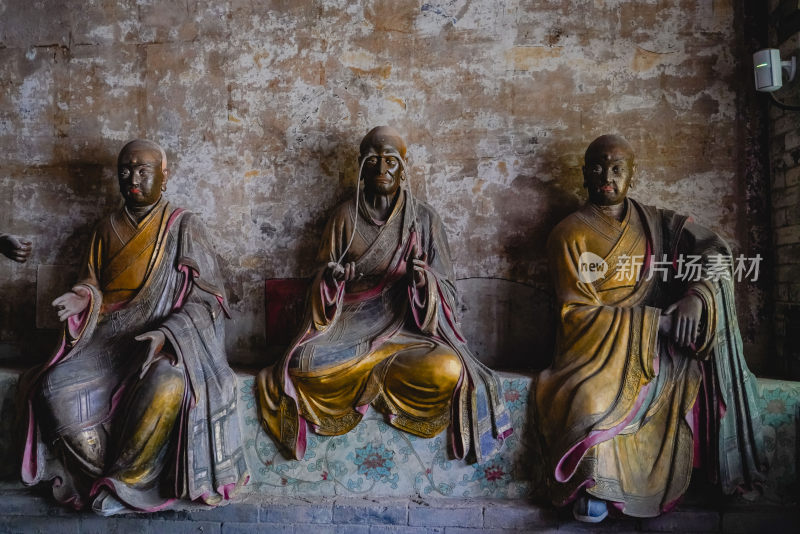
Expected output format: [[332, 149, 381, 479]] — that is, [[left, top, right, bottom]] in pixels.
[[140, 357, 185, 401], [395, 349, 462, 393], [436, 352, 463, 390], [61, 425, 109, 476]]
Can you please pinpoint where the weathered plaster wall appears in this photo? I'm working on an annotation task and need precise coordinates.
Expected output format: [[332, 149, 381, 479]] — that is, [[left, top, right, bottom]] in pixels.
[[0, 0, 770, 369]]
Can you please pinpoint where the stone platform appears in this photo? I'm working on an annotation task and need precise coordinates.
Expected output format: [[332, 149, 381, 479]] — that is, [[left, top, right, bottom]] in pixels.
[[0, 367, 798, 533]]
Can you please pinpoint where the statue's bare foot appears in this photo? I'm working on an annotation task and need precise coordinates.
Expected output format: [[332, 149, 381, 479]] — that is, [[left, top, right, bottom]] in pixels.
[[91, 489, 128, 517]]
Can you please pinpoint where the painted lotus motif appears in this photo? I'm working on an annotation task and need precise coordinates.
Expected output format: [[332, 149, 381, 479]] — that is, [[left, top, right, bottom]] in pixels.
[[353, 442, 395, 482], [760, 388, 795, 427]]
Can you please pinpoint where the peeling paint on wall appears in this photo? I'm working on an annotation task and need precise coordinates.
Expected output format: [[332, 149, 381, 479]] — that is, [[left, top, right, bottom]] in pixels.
[[0, 0, 769, 369]]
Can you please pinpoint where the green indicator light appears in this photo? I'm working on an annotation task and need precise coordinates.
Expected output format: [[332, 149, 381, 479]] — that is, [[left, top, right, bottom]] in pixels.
[[756, 63, 768, 68]]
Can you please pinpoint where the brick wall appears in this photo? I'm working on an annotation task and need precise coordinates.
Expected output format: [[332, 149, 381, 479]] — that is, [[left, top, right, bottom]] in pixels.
[[768, 1, 800, 379]]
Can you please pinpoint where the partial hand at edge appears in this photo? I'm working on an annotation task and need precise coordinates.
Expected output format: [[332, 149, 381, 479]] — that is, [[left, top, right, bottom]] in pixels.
[[0, 234, 32, 263]]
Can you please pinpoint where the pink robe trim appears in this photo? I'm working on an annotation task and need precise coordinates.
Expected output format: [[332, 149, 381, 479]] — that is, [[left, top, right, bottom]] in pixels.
[[554, 382, 653, 483]]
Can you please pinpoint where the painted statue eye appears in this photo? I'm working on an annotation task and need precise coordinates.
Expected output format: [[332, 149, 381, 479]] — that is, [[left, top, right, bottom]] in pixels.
[[591, 165, 602, 174], [365, 156, 379, 166], [119, 169, 130, 179], [612, 165, 622, 174], [385, 157, 398, 166]]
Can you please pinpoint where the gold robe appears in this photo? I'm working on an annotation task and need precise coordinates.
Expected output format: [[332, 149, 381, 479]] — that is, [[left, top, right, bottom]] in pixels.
[[536, 199, 719, 517], [82, 199, 172, 308], [258, 190, 512, 462]]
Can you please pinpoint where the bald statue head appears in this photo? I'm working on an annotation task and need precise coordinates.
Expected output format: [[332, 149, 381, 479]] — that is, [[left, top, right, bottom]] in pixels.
[[359, 126, 407, 162], [359, 126, 407, 198], [582, 134, 636, 206], [117, 139, 170, 209]]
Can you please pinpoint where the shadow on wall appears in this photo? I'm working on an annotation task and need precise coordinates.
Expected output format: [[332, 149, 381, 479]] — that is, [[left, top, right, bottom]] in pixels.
[[457, 277, 555, 371], [1, 154, 120, 365]]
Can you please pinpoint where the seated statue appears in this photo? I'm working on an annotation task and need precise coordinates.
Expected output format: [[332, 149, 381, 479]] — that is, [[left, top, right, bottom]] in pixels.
[[0, 233, 32, 263], [19, 140, 249, 515], [257, 126, 512, 462], [534, 134, 767, 521]]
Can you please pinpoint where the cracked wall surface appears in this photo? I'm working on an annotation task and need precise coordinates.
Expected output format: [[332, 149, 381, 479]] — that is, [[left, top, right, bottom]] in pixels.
[[0, 0, 771, 370]]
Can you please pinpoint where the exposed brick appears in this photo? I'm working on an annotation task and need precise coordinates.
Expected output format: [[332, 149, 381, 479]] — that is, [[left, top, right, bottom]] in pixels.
[[769, 105, 785, 122], [332, 498, 408, 525], [785, 128, 800, 151], [777, 282, 791, 302], [640, 509, 720, 532], [777, 264, 800, 281], [444, 529, 535, 534], [372, 526, 445, 534], [0, 516, 81, 534], [772, 168, 786, 189], [773, 185, 799, 209], [295, 525, 370, 534], [0, 491, 73, 517], [775, 224, 800, 246], [408, 501, 482, 527], [774, 113, 798, 136], [771, 137, 788, 163], [775, 243, 800, 265], [774, 311, 787, 336], [784, 204, 800, 226], [773, 206, 788, 228], [482, 501, 558, 529], [721, 510, 800, 534], [786, 165, 800, 187], [261, 501, 333, 524], [186, 502, 259, 523], [556, 528, 638, 534], [223, 522, 293, 534], [80, 517, 153, 534], [555, 512, 639, 533], [141, 520, 221, 534], [150, 509, 191, 521], [789, 282, 800, 302]]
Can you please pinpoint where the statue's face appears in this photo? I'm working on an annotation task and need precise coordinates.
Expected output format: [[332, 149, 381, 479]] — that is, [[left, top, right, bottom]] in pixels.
[[117, 146, 167, 208], [583, 143, 635, 206], [361, 143, 403, 197]]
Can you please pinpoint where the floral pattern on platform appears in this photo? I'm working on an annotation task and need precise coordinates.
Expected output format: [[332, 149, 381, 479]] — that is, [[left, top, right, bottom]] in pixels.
[[756, 378, 800, 497], [236, 372, 800, 503], [351, 442, 396, 484], [239, 373, 532, 498], [502, 378, 527, 412], [2, 367, 793, 502], [464, 459, 511, 493]]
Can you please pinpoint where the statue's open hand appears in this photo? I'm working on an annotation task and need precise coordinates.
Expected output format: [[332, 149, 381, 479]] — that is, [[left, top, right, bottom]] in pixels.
[[52, 287, 90, 322], [327, 261, 358, 283], [136, 330, 177, 378], [663, 294, 703, 348], [407, 244, 428, 288], [0, 234, 32, 263]]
